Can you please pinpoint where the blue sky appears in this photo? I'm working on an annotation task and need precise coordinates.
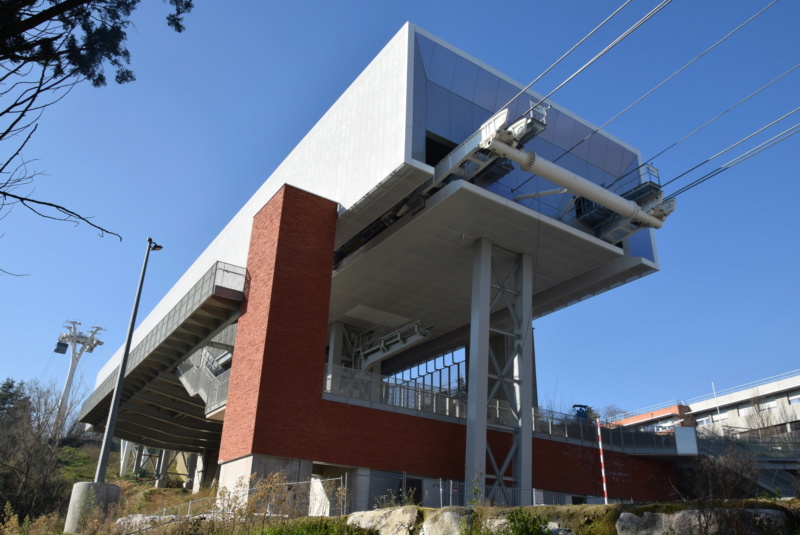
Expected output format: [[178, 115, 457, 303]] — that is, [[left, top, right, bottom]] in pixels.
[[1, 0, 798, 417]]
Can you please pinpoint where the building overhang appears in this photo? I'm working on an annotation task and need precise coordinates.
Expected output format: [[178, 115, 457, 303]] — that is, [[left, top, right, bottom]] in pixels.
[[78, 262, 245, 453], [330, 180, 658, 343]]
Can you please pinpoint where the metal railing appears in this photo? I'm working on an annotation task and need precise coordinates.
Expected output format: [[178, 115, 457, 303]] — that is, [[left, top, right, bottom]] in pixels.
[[533, 409, 678, 451], [326, 365, 468, 419], [206, 369, 230, 414], [325, 366, 680, 455], [698, 427, 800, 460], [734, 434, 800, 459], [174, 348, 231, 416], [696, 428, 800, 497]]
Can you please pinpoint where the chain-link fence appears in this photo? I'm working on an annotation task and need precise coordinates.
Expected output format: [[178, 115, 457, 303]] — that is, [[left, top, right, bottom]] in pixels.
[[143, 476, 346, 522]]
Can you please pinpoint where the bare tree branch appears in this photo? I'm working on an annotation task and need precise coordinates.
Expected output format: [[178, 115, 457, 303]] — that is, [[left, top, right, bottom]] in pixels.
[[0, 267, 30, 276], [1, 189, 122, 240], [0, 1, 194, 270]]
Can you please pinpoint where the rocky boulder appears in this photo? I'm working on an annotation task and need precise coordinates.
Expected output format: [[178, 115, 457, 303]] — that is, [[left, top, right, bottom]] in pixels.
[[616, 508, 789, 535], [348, 505, 422, 535]]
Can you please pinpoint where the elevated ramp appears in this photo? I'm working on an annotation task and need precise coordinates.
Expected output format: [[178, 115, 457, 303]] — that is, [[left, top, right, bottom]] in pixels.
[[78, 262, 245, 453]]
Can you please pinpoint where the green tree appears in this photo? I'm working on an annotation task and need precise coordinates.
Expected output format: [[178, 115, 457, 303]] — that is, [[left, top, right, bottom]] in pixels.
[[0, 378, 24, 416], [0, 1, 194, 270]]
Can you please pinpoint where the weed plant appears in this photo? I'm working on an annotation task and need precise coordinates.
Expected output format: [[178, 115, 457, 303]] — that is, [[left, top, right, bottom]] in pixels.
[[461, 506, 549, 535]]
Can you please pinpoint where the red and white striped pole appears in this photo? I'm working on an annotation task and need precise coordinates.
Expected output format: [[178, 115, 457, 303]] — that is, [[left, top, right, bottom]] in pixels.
[[597, 419, 608, 505]]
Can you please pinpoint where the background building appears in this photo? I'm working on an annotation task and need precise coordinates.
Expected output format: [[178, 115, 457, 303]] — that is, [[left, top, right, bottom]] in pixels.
[[617, 370, 800, 497], [79, 23, 687, 510]]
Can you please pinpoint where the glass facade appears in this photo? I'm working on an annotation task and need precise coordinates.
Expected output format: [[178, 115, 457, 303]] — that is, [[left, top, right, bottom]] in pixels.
[[411, 33, 656, 261]]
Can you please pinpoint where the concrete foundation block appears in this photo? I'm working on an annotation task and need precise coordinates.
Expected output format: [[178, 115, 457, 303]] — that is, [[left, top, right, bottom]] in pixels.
[[63, 482, 121, 533]]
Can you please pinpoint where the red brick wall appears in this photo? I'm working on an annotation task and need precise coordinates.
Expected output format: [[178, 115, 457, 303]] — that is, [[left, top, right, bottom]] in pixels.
[[219, 183, 677, 501], [531, 438, 677, 501], [219, 184, 469, 477], [220, 184, 339, 461]]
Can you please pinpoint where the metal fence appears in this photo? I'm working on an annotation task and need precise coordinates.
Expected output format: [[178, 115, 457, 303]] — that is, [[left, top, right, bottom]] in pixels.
[[698, 427, 800, 459], [143, 476, 347, 522], [140, 473, 635, 532], [175, 348, 231, 417], [206, 369, 230, 414], [442, 481, 630, 507], [729, 434, 800, 459], [368, 476, 629, 509]]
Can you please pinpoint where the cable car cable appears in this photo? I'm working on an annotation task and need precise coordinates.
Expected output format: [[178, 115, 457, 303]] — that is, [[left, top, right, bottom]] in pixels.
[[607, 61, 800, 190], [661, 106, 799, 189], [664, 122, 800, 200], [498, 0, 634, 114]]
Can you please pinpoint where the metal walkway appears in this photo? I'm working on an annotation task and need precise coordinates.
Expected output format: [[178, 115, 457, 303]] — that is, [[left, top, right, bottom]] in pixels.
[[79, 261, 246, 453]]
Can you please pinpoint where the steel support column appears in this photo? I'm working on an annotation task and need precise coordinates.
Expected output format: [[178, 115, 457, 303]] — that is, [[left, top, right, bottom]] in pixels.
[[512, 253, 533, 498], [465, 237, 492, 493], [465, 238, 535, 505]]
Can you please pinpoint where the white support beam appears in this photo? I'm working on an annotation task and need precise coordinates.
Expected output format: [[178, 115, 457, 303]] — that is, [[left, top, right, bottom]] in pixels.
[[513, 253, 534, 496], [465, 237, 492, 491], [327, 322, 346, 393]]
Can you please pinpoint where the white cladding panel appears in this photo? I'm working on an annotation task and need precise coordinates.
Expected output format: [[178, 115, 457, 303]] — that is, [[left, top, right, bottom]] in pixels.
[[97, 24, 414, 386]]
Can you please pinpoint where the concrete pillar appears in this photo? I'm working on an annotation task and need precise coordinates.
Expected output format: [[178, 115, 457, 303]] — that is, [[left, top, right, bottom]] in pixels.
[[133, 443, 144, 475], [63, 482, 120, 533], [119, 440, 132, 477], [184, 453, 197, 490], [192, 452, 206, 494], [154, 449, 171, 488], [218, 454, 312, 503], [351, 467, 371, 513], [327, 321, 345, 393]]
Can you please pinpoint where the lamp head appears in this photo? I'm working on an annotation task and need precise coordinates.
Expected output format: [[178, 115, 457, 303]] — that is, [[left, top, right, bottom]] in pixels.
[[147, 237, 163, 251]]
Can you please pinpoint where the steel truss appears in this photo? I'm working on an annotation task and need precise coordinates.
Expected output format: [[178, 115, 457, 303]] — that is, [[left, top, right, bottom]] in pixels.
[[466, 238, 535, 504]]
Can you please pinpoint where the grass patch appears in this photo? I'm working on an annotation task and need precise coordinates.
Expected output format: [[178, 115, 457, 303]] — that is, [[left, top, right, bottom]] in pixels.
[[536, 504, 620, 535], [260, 517, 374, 535], [57, 442, 120, 484]]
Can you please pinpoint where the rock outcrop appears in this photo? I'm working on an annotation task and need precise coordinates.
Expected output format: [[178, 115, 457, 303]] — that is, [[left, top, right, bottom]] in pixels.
[[348, 505, 422, 535], [616, 508, 788, 535]]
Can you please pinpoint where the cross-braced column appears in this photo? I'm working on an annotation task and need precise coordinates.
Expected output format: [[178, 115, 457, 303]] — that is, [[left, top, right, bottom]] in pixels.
[[465, 238, 535, 505]]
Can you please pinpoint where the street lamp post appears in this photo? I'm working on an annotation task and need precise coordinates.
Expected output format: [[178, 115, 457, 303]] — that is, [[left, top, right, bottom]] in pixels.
[[64, 237, 162, 533], [95, 237, 162, 483]]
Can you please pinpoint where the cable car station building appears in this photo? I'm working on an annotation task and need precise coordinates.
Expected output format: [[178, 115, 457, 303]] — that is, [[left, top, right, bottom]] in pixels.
[[80, 24, 686, 509]]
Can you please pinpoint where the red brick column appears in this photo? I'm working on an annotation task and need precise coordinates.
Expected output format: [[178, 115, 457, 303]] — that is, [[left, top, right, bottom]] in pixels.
[[219, 185, 338, 463]]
